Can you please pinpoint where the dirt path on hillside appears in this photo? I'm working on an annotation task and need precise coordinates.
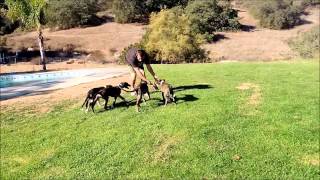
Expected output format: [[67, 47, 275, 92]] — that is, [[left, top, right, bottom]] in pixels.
[[203, 7, 320, 61]]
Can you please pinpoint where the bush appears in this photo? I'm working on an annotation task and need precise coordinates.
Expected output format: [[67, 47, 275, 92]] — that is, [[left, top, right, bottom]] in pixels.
[[45, 0, 100, 29], [143, 8, 207, 63], [185, 0, 241, 41], [288, 26, 320, 58], [112, 0, 143, 23], [144, 0, 189, 13], [301, 0, 320, 6], [0, 1, 18, 35], [112, 0, 189, 23], [242, 0, 304, 29]]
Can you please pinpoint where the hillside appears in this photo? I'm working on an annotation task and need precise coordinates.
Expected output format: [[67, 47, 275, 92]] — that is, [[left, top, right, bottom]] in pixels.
[[5, 23, 145, 62], [203, 7, 320, 61], [3, 6, 319, 62]]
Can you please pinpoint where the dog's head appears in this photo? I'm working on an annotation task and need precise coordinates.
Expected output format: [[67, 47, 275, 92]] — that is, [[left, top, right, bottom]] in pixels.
[[118, 82, 131, 89], [155, 79, 166, 86]]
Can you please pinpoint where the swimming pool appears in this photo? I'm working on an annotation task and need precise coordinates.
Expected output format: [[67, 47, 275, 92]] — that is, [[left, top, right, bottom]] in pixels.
[[0, 68, 128, 100], [0, 69, 97, 88]]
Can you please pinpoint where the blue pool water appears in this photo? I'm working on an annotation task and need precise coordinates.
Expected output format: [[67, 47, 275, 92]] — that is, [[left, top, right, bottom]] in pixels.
[[0, 69, 96, 88]]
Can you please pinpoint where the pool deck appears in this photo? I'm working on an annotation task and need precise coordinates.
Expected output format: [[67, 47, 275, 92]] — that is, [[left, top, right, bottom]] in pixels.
[[0, 67, 128, 101]]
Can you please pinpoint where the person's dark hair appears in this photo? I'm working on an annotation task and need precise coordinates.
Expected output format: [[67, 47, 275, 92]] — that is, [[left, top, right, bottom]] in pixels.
[[137, 49, 146, 58]]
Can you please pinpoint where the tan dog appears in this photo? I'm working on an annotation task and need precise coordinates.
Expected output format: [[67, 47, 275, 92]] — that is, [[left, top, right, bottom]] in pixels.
[[154, 79, 176, 106]]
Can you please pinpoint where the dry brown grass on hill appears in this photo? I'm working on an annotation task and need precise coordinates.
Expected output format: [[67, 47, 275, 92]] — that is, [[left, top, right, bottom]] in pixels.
[[3, 6, 319, 64], [5, 23, 146, 62], [203, 7, 320, 61]]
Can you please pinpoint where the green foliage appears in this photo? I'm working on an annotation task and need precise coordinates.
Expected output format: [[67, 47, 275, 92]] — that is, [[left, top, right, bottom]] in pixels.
[[5, 0, 46, 29], [288, 26, 320, 58], [144, 8, 207, 63], [112, 0, 189, 23], [0, 2, 15, 35], [241, 0, 304, 29], [45, 0, 100, 29], [185, 0, 241, 41], [112, 0, 142, 23], [301, 0, 320, 6], [144, 0, 189, 13]]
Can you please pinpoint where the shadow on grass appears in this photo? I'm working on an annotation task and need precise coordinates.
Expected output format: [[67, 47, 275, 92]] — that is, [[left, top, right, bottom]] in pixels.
[[173, 84, 213, 92], [176, 94, 199, 103], [94, 84, 212, 112]]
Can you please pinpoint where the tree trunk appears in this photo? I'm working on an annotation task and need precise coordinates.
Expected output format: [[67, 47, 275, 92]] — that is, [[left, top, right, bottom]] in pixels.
[[37, 30, 46, 71]]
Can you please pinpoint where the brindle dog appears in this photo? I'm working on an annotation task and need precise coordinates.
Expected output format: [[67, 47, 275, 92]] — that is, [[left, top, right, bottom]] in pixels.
[[154, 79, 176, 106]]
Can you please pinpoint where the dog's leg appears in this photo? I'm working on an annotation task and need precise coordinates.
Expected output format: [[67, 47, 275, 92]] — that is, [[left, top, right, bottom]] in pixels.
[[164, 96, 168, 107], [162, 92, 165, 103], [104, 96, 109, 110], [136, 93, 142, 112], [86, 99, 92, 113], [81, 97, 88, 110], [172, 96, 177, 105], [143, 94, 147, 105], [90, 99, 95, 113], [112, 97, 117, 109], [119, 95, 129, 107], [96, 97, 102, 107]]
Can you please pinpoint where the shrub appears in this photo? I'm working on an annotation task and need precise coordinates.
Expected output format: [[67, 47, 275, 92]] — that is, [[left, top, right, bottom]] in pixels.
[[301, 0, 320, 6], [144, 0, 189, 13], [0, 2, 18, 35], [188, 0, 240, 33], [112, 0, 144, 23], [242, 0, 304, 29], [185, 0, 241, 41], [112, 0, 189, 23], [143, 8, 207, 63], [45, 0, 100, 29], [288, 26, 320, 58]]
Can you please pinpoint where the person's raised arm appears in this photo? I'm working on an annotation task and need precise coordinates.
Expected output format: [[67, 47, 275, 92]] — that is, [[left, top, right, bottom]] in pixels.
[[133, 67, 150, 83], [146, 64, 158, 81]]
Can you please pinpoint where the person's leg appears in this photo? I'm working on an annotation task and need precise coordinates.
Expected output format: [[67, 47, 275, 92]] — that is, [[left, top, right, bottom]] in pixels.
[[139, 68, 146, 77], [128, 65, 136, 88], [128, 66, 137, 96]]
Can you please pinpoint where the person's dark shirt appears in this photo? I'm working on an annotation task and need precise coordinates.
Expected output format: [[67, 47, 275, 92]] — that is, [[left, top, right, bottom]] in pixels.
[[126, 48, 150, 69]]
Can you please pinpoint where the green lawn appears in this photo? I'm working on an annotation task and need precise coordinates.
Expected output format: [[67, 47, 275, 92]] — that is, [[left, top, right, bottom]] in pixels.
[[1, 60, 319, 179]]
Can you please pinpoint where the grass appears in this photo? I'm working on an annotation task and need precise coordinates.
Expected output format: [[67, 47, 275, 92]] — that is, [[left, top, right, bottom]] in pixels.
[[1, 60, 319, 179]]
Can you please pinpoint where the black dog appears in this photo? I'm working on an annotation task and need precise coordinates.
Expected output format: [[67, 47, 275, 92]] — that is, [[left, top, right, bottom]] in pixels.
[[82, 86, 105, 112], [92, 82, 131, 112]]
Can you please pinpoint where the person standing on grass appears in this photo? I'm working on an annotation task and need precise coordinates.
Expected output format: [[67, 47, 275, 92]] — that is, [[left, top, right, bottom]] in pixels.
[[126, 48, 159, 90]]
